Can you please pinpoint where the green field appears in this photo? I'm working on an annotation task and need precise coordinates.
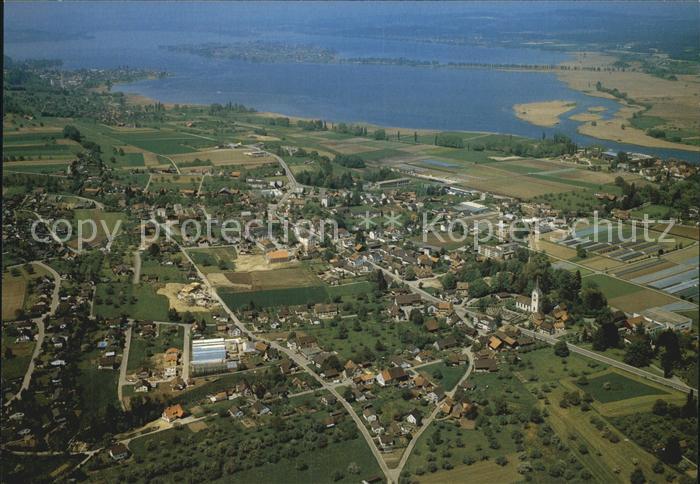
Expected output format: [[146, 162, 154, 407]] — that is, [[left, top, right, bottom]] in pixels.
[[140, 258, 189, 282], [4, 163, 71, 174], [76, 339, 120, 424], [94, 283, 170, 320], [1, 328, 34, 381], [326, 281, 373, 298], [111, 130, 214, 154], [1, 454, 82, 483], [97, 392, 381, 483], [219, 279, 370, 309], [582, 274, 641, 299], [219, 285, 330, 309], [574, 371, 668, 403], [188, 247, 237, 273], [417, 361, 466, 391], [127, 324, 184, 371]]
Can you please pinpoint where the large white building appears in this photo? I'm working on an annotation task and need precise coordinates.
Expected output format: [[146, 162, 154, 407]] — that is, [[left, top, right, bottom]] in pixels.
[[191, 338, 227, 375]]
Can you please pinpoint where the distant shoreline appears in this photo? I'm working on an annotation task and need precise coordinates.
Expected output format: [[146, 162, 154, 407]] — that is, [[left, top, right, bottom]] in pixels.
[[113, 55, 700, 160]]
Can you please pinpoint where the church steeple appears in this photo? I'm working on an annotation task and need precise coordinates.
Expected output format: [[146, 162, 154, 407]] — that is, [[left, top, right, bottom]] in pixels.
[[531, 277, 542, 313]]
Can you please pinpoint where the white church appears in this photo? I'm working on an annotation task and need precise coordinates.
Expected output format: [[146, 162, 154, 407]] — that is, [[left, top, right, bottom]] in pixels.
[[515, 279, 543, 313]]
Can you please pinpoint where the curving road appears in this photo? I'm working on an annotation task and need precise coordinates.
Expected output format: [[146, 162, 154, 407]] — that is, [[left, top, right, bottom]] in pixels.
[[117, 325, 132, 411], [172, 232, 393, 481], [5, 261, 61, 406]]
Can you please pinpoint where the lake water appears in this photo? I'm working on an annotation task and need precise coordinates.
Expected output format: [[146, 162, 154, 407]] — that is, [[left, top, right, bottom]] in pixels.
[[4, 2, 699, 162]]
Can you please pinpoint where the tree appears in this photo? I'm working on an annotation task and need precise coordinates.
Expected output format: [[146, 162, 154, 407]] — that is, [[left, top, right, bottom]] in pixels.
[[659, 349, 675, 378], [62, 124, 82, 142], [409, 308, 424, 326], [529, 407, 543, 423], [375, 270, 388, 292], [661, 436, 682, 464], [441, 272, 456, 290], [656, 330, 681, 363], [592, 321, 619, 351], [623, 340, 653, 367], [681, 391, 697, 418], [630, 468, 646, 484], [147, 243, 160, 257], [554, 341, 570, 357], [404, 266, 416, 281], [652, 399, 669, 416], [581, 286, 607, 312]]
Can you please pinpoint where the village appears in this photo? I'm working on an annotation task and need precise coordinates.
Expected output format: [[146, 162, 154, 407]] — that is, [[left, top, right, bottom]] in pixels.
[[2, 69, 698, 483]]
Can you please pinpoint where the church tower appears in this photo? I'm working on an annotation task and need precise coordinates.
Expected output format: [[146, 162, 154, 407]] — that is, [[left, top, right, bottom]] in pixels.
[[531, 278, 543, 313]]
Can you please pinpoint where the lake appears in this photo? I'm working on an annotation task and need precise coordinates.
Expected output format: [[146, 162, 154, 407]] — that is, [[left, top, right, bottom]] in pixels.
[[4, 1, 699, 162]]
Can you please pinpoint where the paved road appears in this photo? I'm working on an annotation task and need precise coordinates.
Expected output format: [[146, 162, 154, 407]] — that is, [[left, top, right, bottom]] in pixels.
[[159, 154, 181, 174], [73, 195, 104, 210], [132, 251, 141, 284], [196, 174, 209, 197], [144, 174, 153, 193], [387, 348, 474, 483], [5, 262, 61, 406], [367, 260, 440, 304], [375, 252, 696, 396], [519, 327, 697, 394], [117, 326, 133, 410]]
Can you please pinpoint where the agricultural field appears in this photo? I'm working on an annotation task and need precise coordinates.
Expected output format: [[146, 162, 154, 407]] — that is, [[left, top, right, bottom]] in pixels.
[[1, 326, 35, 381], [92, 392, 382, 484], [147, 173, 203, 193], [582, 274, 679, 312], [69, 210, 125, 249], [417, 361, 467, 392], [94, 283, 171, 321], [101, 127, 216, 155], [297, 318, 408, 363], [512, 347, 683, 481], [170, 148, 277, 167], [76, 333, 121, 423], [140, 257, 190, 283], [1, 263, 50, 320], [187, 247, 237, 273], [574, 370, 669, 404], [127, 324, 184, 372], [219, 285, 329, 309], [404, 367, 585, 483]]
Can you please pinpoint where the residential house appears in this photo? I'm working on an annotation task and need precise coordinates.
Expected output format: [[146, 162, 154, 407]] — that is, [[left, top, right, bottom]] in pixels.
[[108, 443, 130, 461], [474, 358, 498, 372], [376, 367, 409, 387], [228, 405, 244, 418], [406, 409, 423, 426], [162, 404, 185, 422]]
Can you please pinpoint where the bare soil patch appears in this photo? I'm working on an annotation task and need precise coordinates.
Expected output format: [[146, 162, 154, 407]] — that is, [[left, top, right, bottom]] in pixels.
[[156, 283, 212, 312]]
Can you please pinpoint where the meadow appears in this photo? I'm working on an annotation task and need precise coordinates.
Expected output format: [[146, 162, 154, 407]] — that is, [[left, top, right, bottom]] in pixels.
[[94, 283, 171, 321], [574, 370, 668, 403], [127, 324, 184, 372], [2, 263, 50, 320]]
